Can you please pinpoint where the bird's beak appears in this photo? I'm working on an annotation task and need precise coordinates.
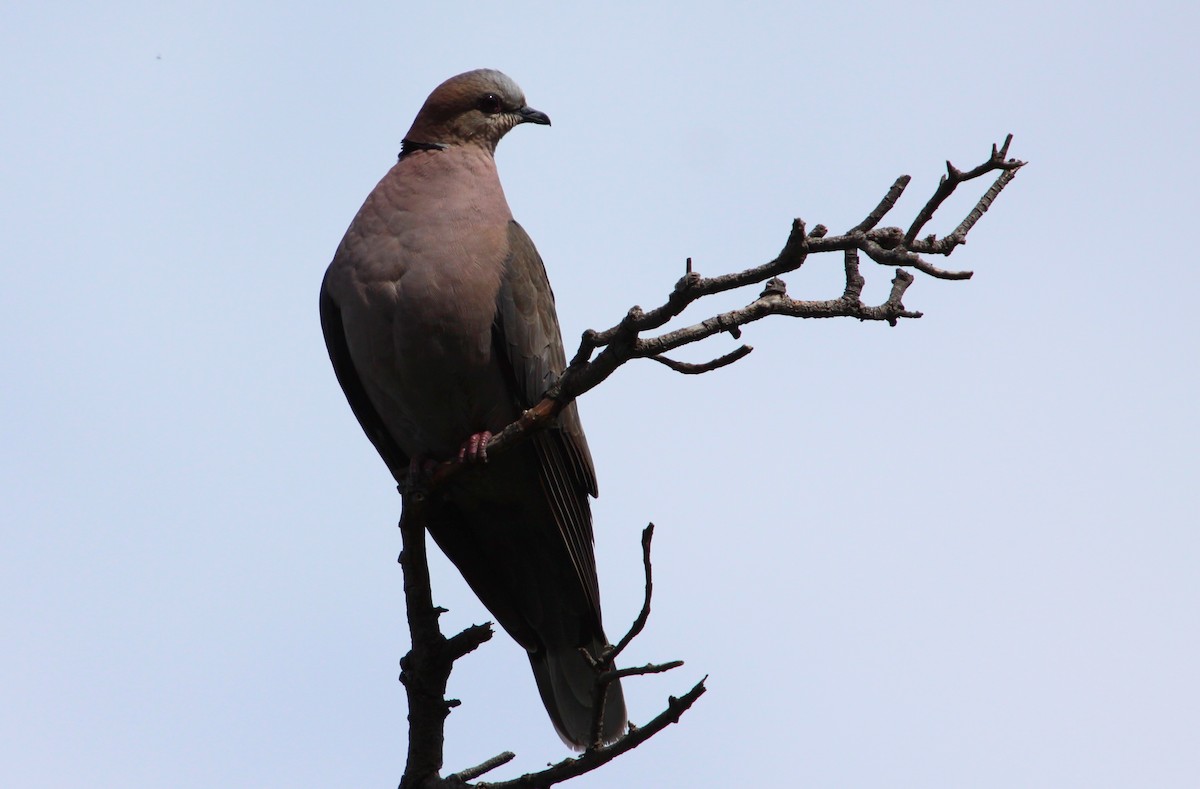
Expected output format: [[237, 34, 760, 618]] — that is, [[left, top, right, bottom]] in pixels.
[[517, 106, 551, 126]]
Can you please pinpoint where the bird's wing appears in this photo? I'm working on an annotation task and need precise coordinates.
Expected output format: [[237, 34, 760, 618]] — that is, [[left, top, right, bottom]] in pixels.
[[494, 220, 603, 616], [319, 274, 410, 477]]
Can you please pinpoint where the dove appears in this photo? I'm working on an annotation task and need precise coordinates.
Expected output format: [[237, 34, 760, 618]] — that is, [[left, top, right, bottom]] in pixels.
[[319, 69, 626, 747]]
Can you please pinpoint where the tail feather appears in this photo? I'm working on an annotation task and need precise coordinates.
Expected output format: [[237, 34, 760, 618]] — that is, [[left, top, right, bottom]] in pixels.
[[529, 641, 627, 749]]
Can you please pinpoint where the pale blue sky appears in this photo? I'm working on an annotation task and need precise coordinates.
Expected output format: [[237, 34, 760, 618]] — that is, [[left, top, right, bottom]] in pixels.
[[3, 2, 1197, 787]]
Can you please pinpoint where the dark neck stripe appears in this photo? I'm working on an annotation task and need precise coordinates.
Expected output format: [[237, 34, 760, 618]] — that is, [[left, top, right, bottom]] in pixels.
[[398, 139, 448, 160]]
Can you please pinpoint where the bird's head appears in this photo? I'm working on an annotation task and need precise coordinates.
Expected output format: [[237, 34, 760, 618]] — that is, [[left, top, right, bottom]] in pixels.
[[403, 69, 550, 154]]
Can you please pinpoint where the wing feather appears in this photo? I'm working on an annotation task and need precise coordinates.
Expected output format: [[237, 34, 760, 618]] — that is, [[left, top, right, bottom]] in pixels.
[[494, 221, 603, 620], [319, 276, 409, 476]]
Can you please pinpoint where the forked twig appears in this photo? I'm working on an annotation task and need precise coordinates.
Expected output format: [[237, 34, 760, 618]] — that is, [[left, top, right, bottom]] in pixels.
[[580, 523, 684, 750], [439, 523, 702, 788]]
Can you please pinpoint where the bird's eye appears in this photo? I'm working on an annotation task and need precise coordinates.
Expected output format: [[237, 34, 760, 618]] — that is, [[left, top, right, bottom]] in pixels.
[[477, 93, 504, 114]]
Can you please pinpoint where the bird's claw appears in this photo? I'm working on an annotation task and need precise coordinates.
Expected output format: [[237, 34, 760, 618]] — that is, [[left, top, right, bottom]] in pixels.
[[398, 456, 436, 500], [457, 431, 493, 464]]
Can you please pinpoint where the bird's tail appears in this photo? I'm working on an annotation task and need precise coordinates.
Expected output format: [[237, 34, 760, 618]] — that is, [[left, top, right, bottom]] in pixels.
[[529, 639, 627, 749]]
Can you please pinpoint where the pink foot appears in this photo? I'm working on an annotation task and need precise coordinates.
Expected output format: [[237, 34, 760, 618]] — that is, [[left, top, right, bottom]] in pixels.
[[456, 431, 493, 464]]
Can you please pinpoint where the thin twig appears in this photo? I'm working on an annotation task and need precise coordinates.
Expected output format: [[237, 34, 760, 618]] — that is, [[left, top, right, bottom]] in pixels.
[[447, 752, 517, 783], [609, 524, 657, 661], [649, 344, 754, 374], [476, 678, 708, 789], [945, 165, 1023, 247], [601, 661, 685, 683], [861, 239, 973, 280], [850, 175, 912, 233], [586, 523, 668, 750]]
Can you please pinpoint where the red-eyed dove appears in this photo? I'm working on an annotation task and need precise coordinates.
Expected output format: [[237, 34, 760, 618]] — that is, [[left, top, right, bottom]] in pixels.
[[319, 69, 626, 748]]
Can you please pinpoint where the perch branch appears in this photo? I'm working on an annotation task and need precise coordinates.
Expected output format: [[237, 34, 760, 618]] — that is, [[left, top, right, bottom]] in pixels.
[[397, 499, 495, 789], [404, 135, 1022, 494]]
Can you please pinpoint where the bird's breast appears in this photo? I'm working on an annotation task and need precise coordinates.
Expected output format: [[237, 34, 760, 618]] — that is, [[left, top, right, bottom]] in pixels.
[[334, 156, 519, 459]]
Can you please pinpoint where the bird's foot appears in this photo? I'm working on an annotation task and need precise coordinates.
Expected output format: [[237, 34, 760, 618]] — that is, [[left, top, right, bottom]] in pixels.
[[456, 431, 493, 464], [398, 456, 439, 499]]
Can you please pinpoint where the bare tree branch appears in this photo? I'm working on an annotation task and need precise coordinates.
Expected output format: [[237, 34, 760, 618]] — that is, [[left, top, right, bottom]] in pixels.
[[608, 524, 657, 663], [447, 752, 517, 784], [392, 136, 1024, 787], [905, 133, 1022, 246], [397, 501, 495, 789], [473, 679, 708, 789], [649, 344, 754, 374], [577, 523, 681, 751], [404, 136, 1023, 495], [399, 515, 702, 789], [601, 660, 685, 683], [850, 175, 912, 233]]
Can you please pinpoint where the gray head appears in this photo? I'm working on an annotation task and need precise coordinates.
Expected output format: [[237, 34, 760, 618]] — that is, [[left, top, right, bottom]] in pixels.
[[404, 69, 550, 152]]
